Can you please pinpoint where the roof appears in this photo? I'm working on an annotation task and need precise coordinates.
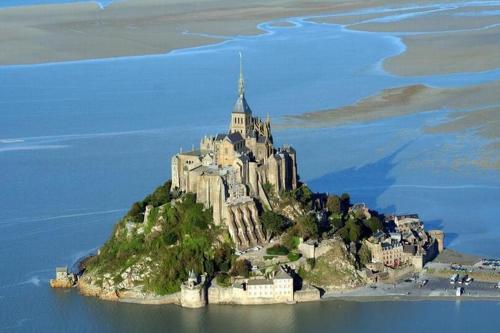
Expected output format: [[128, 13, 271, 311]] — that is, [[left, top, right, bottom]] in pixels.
[[274, 270, 292, 280], [233, 95, 252, 114], [226, 132, 244, 143], [247, 279, 273, 286], [179, 149, 202, 157], [403, 244, 417, 255], [215, 133, 226, 141], [397, 214, 419, 220], [56, 266, 68, 273]]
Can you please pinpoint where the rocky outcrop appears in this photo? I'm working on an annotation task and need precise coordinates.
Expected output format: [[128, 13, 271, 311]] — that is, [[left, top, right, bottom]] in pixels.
[[303, 240, 365, 290], [49, 276, 75, 289], [77, 272, 181, 305]]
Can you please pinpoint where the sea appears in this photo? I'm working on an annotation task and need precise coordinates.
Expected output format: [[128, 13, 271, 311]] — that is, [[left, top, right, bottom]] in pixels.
[[0, 1, 499, 332]]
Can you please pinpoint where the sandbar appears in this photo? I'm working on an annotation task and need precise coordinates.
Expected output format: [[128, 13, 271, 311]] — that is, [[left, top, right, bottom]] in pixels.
[[283, 80, 500, 128], [314, 4, 500, 76], [0, 0, 372, 65]]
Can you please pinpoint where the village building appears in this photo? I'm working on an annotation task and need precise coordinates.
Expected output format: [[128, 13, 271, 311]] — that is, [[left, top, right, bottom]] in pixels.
[[208, 268, 296, 304], [364, 214, 444, 271]]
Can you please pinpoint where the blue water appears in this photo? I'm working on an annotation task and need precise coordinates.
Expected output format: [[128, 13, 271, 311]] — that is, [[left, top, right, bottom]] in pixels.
[[0, 1, 499, 332]]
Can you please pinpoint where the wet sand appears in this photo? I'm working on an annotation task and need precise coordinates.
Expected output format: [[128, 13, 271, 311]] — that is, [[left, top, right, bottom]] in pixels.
[[432, 249, 481, 266], [314, 4, 500, 76], [284, 80, 500, 169], [425, 105, 500, 169], [0, 0, 372, 65], [283, 81, 500, 128], [385, 26, 500, 76], [425, 106, 500, 140], [347, 5, 500, 33]]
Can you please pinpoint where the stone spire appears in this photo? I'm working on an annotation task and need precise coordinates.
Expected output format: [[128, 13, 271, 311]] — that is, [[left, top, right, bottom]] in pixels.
[[238, 51, 245, 97]]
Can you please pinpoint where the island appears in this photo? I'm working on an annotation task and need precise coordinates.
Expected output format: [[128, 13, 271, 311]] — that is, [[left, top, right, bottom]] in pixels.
[[50, 56, 500, 307]]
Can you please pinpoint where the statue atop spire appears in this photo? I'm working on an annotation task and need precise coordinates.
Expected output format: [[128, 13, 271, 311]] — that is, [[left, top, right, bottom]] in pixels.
[[238, 51, 245, 97]]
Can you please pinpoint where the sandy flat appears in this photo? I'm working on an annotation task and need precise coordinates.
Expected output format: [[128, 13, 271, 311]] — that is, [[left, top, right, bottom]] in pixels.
[[385, 26, 500, 76], [313, 3, 500, 76], [425, 106, 500, 140], [348, 5, 500, 32], [424, 105, 500, 169], [284, 80, 500, 169], [284, 80, 500, 127], [0, 0, 376, 65]]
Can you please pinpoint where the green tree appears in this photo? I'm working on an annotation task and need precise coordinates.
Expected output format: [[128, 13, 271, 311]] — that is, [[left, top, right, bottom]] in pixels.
[[330, 216, 345, 231], [336, 218, 369, 243], [340, 193, 351, 215], [296, 213, 318, 239], [348, 221, 362, 243], [326, 195, 341, 215], [282, 229, 300, 250], [230, 259, 251, 277], [214, 244, 233, 272], [266, 244, 290, 255], [260, 211, 287, 237], [144, 180, 172, 207], [366, 216, 383, 234], [294, 185, 313, 206], [358, 243, 372, 266]]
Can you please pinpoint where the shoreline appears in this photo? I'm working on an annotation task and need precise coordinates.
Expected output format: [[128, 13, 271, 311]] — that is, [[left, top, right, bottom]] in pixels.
[[71, 282, 500, 306], [70, 251, 500, 307]]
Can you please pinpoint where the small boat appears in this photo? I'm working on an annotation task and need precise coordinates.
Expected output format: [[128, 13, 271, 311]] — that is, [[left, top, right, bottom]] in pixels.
[[456, 287, 463, 296]]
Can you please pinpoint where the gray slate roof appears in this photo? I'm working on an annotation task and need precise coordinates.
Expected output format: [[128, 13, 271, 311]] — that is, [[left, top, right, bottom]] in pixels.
[[274, 270, 292, 280], [247, 279, 273, 286], [226, 132, 244, 143], [233, 95, 252, 114]]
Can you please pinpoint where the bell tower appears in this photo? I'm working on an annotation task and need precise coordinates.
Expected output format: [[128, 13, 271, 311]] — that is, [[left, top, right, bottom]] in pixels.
[[230, 52, 252, 138]]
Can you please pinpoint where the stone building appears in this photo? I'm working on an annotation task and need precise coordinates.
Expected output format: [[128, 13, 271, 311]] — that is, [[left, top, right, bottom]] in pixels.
[[49, 266, 75, 288], [246, 270, 294, 301], [171, 55, 298, 250], [208, 268, 294, 304], [365, 214, 442, 271], [180, 270, 206, 308]]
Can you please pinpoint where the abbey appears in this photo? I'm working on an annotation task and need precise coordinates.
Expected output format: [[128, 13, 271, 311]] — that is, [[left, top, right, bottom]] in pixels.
[[171, 56, 298, 250]]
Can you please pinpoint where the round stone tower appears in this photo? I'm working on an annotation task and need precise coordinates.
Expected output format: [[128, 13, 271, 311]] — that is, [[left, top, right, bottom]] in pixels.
[[180, 271, 207, 308], [429, 230, 445, 253]]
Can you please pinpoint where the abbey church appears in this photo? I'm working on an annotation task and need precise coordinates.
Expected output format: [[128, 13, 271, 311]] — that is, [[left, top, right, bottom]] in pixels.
[[171, 55, 298, 250]]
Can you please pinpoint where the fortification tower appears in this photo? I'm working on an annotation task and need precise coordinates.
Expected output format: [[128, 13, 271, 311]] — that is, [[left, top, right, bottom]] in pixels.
[[428, 230, 445, 253]]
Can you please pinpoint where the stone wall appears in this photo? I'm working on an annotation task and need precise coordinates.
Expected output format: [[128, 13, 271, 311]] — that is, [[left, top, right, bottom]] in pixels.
[[428, 230, 444, 253], [207, 284, 236, 304], [294, 287, 321, 302], [180, 284, 206, 308]]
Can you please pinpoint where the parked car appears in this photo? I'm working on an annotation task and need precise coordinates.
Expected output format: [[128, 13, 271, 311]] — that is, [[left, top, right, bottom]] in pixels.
[[464, 277, 473, 286]]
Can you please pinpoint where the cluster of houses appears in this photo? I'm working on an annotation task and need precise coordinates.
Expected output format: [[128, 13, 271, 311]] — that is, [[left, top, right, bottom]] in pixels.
[[364, 214, 444, 271]]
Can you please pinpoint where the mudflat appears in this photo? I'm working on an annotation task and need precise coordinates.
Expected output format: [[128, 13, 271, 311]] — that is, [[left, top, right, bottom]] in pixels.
[[314, 3, 500, 76], [283, 81, 500, 128], [0, 0, 370, 65]]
